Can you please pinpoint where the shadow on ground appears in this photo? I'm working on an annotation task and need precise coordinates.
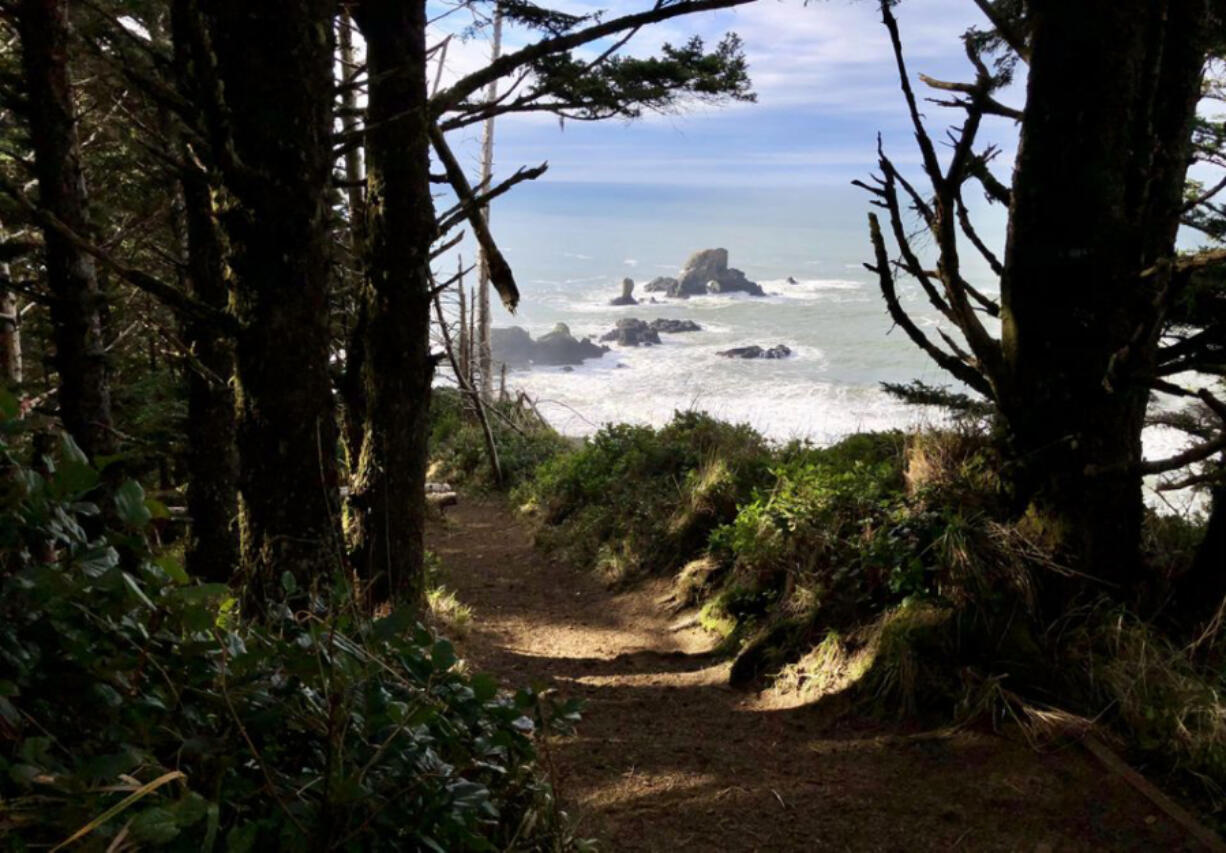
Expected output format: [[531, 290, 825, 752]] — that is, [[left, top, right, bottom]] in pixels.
[[429, 498, 1195, 852]]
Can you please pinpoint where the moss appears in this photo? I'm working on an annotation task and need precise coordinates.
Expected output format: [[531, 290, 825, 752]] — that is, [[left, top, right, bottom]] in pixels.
[[698, 595, 737, 639]]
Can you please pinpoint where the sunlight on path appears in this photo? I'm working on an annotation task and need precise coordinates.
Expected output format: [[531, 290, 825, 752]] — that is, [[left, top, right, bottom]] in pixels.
[[429, 498, 1195, 852]]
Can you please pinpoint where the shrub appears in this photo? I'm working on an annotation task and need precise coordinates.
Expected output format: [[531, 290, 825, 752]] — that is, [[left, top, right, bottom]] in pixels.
[[429, 389, 571, 491], [0, 420, 579, 850], [516, 411, 772, 582]]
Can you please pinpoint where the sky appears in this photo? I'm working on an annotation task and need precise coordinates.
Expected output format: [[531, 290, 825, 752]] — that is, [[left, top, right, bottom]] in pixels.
[[418, 0, 1026, 301], [430, 0, 1026, 190]]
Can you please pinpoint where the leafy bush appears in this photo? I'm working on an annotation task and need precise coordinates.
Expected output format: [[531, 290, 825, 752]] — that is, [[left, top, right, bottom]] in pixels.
[[430, 388, 571, 491], [713, 431, 907, 599], [515, 411, 772, 583], [0, 417, 579, 850]]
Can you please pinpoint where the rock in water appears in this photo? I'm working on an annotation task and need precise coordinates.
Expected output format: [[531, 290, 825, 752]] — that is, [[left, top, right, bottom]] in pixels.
[[609, 277, 638, 306], [644, 276, 678, 293], [490, 326, 535, 367], [535, 323, 609, 365], [648, 318, 702, 333], [717, 344, 792, 360], [786, 276, 799, 285], [677, 248, 728, 295], [492, 324, 608, 367], [675, 248, 765, 297], [600, 318, 661, 346]]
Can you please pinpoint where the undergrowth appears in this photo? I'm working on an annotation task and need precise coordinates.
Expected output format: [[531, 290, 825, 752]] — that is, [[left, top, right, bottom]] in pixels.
[[430, 388, 571, 491], [468, 405, 1226, 822], [0, 408, 584, 850], [514, 411, 772, 584]]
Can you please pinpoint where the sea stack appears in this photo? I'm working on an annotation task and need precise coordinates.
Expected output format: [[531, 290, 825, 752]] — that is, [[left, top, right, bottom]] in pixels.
[[672, 248, 765, 297], [609, 277, 638, 306]]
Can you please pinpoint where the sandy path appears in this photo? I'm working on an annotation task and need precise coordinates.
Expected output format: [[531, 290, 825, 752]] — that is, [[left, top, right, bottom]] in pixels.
[[428, 497, 1198, 851]]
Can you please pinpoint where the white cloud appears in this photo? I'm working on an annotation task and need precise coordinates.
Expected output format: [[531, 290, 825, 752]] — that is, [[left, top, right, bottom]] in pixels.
[[424, 0, 1028, 188]]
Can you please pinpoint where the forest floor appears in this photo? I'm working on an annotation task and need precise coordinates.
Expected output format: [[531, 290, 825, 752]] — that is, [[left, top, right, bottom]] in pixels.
[[428, 497, 1203, 851]]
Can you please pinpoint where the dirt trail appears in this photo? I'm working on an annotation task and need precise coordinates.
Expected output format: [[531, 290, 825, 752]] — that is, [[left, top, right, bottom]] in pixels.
[[428, 498, 1199, 851]]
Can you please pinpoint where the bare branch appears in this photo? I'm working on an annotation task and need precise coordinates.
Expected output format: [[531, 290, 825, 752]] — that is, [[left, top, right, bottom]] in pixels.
[[867, 212, 995, 399], [435, 161, 548, 235], [429, 125, 519, 311]]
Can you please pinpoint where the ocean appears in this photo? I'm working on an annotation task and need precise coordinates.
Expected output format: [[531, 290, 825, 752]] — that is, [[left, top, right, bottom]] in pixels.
[[447, 181, 1202, 514]]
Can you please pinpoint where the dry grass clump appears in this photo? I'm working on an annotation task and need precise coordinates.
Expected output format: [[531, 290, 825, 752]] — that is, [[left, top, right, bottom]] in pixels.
[[1059, 603, 1226, 804], [904, 426, 997, 496]]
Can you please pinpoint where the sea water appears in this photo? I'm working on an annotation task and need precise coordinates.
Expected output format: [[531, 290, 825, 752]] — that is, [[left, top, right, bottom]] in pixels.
[[453, 182, 1202, 514]]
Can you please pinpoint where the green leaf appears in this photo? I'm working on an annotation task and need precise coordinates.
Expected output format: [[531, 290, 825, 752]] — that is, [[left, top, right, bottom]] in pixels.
[[0, 387, 19, 421], [115, 480, 152, 527], [372, 606, 416, 642], [225, 821, 260, 853], [169, 791, 208, 827], [145, 497, 171, 520], [155, 555, 189, 585], [122, 571, 156, 609], [280, 571, 298, 594], [131, 806, 181, 843], [431, 639, 457, 671], [202, 801, 220, 852], [92, 452, 128, 473], [471, 672, 498, 703], [59, 432, 88, 465], [54, 460, 99, 497]]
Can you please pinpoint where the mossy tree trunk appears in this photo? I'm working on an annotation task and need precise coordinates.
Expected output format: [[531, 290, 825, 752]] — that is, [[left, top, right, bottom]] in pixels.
[[206, 0, 341, 602], [337, 9, 368, 475], [179, 174, 238, 582], [170, 2, 238, 584], [999, 0, 1209, 588], [350, 0, 434, 606], [16, 0, 114, 459]]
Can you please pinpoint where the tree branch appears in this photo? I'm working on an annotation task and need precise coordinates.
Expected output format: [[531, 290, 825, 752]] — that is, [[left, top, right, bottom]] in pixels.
[[431, 0, 754, 116], [867, 212, 995, 399], [435, 161, 548, 235], [429, 125, 519, 311], [0, 176, 236, 333]]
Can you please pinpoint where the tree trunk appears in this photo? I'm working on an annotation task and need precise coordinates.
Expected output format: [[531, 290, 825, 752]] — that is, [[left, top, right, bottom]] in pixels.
[[179, 172, 238, 582], [168, 1, 239, 584], [999, 0, 1208, 590], [337, 8, 368, 471], [16, 0, 113, 458], [0, 237, 21, 385], [350, 0, 434, 605], [1176, 485, 1226, 628], [476, 6, 502, 401], [206, 0, 341, 602]]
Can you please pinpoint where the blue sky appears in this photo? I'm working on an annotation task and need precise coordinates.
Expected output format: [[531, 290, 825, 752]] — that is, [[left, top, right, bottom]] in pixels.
[[433, 0, 1026, 190], [422, 0, 1025, 295]]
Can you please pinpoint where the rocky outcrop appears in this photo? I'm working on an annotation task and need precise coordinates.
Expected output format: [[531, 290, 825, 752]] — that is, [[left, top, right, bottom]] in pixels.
[[717, 344, 792, 360], [535, 323, 608, 365], [491, 324, 608, 367], [609, 277, 637, 306], [644, 276, 678, 293], [490, 326, 535, 366], [649, 318, 702, 333], [674, 248, 764, 297], [600, 318, 661, 347]]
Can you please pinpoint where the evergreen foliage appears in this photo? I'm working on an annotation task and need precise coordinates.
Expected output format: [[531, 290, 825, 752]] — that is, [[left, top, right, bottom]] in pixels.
[[0, 409, 580, 851]]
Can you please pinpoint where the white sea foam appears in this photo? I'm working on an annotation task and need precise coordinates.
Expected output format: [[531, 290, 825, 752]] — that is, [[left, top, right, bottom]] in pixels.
[[476, 260, 1204, 516]]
